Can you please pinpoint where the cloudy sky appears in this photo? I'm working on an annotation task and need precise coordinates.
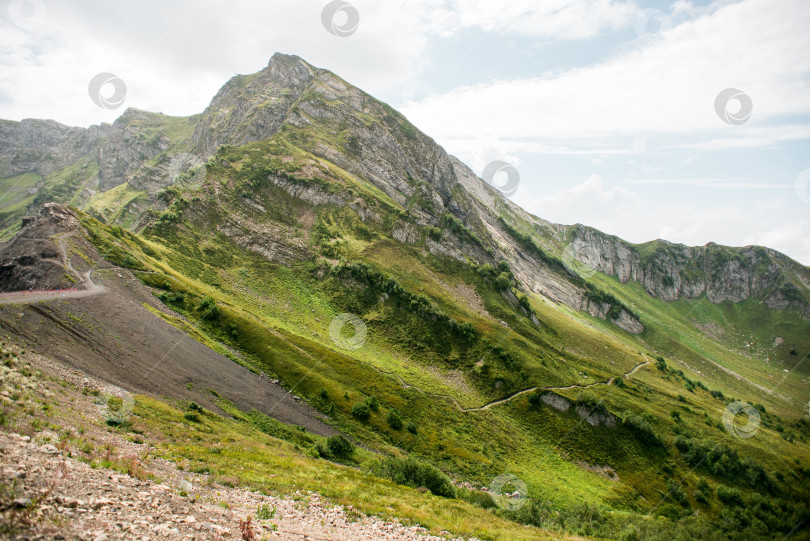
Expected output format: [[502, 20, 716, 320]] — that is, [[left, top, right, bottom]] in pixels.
[[1, 0, 809, 264]]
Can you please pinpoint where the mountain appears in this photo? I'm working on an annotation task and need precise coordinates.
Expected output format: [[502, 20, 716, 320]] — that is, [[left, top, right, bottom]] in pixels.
[[1, 53, 809, 540]]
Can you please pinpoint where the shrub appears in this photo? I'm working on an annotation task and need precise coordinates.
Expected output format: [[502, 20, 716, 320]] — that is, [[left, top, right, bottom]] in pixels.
[[198, 296, 219, 320], [622, 412, 664, 446], [183, 412, 201, 423], [371, 457, 455, 498], [326, 435, 354, 457], [495, 272, 512, 291], [576, 391, 607, 414], [351, 403, 370, 421], [667, 479, 689, 506], [518, 294, 532, 311], [716, 485, 744, 506], [386, 408, 403, 430], [406, 422, 418, 435], [365, 396, 380, 412], [256, 503, 275, 520], [457, 486, 496, 509], [674, 437, 774, 492]]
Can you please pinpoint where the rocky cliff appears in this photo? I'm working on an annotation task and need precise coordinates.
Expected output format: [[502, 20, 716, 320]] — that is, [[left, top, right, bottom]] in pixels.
[[566, 224, 810, 315]]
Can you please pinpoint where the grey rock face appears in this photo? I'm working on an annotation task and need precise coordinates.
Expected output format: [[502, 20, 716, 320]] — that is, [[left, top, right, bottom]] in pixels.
[[567, 224, 809, 314]]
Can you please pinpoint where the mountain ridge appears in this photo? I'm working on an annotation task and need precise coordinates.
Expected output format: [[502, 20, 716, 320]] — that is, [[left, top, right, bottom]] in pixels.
[[2, 53, 810, 541], [1, 52, 808, 326]]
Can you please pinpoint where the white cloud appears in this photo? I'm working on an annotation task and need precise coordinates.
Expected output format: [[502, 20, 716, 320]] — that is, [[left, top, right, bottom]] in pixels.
[[0, 0, 433, 126], [425, 0, 638, 40], [513, 174, 642, 228], [402, 0, 810, 143], [516, 175, 810, 264]]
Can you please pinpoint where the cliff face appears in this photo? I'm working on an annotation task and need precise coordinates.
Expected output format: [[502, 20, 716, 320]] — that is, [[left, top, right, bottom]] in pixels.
[[1, 53, 807, 330], [567, 224, 810, 315]]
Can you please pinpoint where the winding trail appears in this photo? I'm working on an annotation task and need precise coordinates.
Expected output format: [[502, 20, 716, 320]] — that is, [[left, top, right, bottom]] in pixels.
[[0, 233, 108, 305], [367, 353, 653, 414], [464, 354, 652, 412], [2, 231, 656, 415]]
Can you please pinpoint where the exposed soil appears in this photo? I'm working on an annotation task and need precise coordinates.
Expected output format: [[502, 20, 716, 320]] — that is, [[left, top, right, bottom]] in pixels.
[[0, 205, 336, 438], [0, 349, 471, 541]]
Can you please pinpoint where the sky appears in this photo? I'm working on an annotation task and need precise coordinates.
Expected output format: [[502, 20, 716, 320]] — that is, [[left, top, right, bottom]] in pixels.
[[1, 0, 809, 264]]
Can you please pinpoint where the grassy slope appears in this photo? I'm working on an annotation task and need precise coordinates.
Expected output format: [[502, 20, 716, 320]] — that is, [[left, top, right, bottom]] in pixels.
[[68, 129, 810, 539]]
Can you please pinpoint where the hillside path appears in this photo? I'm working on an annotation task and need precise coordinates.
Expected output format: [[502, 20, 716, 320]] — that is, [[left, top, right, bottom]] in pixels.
[[0, 233, 107, 305], [369, 354, 653, 413]]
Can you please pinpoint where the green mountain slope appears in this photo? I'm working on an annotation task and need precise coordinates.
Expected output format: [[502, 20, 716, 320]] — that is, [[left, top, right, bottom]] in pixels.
[[2, 54, 810, 540]]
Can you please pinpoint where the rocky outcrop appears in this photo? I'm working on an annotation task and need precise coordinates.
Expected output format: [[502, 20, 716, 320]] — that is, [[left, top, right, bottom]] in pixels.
[[541, 392, 616, 428], [0, 204, 79, 292], [567, 224, 810, 314]]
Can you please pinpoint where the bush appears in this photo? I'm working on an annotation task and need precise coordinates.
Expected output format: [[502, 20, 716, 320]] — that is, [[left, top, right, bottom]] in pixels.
[[256, 503, 275, 520], [576, 391, 607, 414], [183, 411, 201, 423], [365, 396, 380, 412], [716, 485, 744, 506], [198, 296, 219, 320], [667, 479, 689, 507], [406, 422, 418, 435], [518, 294, 532, 311], [326, 435, 354, 457], [622, 412, 664, 446], [371, 457, 455, 498], [351, 403, 371, 421], [674, 437, 774, 492], [457, 486, 496, 509], [386, 408, 403, 430], [495, 272, 512, 291]]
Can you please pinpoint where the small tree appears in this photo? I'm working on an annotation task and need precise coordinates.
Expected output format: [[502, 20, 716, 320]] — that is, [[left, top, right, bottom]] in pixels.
[[495, 272, 512, 291]]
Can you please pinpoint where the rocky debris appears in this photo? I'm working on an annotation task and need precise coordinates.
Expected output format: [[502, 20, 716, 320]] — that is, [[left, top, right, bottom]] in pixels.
[[0, 204, 81, 292], [0, 431, 468, 541], [0, 346, 474, 541]]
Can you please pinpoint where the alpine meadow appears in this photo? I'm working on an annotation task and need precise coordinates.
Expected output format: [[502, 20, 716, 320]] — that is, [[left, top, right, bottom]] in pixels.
[[1, 4, 809, 540]]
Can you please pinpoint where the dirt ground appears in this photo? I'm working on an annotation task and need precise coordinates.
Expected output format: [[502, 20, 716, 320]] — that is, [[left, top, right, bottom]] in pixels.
[[0, 347, 470, 541], [0, 205, 335, 438]]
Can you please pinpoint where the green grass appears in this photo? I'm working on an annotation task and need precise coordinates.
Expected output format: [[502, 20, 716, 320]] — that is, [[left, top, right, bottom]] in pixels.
[[66, 124, 810, 541], [133, 394, 555, 541]]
